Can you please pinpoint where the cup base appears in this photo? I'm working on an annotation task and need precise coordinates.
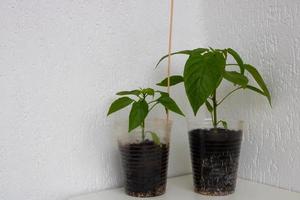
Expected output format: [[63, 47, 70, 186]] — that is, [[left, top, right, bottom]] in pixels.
[[125, 185, 166, 198], [194, 188, 234, 196]]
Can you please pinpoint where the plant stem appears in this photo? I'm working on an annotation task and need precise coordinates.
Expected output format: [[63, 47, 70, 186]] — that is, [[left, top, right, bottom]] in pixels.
[[217, 87, 242, 106], [226, 63, 239, 66], [141, 120, 145, 142], [141, 93, 147, 142], [149, 102, 159, 112], [212, 90, 217, 128], [148, 100, 158, 104]]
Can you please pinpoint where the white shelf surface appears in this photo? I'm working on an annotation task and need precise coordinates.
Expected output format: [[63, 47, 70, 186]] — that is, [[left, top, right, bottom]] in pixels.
[[69, 175, 300, 200]]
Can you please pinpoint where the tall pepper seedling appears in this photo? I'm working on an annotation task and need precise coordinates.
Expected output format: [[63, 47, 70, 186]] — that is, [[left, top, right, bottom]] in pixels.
[[156, 47, 271, 129]]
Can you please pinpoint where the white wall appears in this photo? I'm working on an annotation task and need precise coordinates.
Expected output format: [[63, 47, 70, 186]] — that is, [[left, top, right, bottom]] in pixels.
[[0, 1, 204, 200], [200, 0, 300, 193], [1, 0, 300, 200]]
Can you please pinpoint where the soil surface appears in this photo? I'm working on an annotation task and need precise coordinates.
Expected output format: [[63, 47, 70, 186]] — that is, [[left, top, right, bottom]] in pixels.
[[188, 128, 242, 196], [119, 140, 169, 197]]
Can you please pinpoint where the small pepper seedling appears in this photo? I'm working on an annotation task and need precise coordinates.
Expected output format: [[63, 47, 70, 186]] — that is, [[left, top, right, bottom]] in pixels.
[[107, 88, 184, 143]]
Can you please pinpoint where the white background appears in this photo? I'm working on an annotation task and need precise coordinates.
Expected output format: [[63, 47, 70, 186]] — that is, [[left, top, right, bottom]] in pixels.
[[0, 1, 299, 200]]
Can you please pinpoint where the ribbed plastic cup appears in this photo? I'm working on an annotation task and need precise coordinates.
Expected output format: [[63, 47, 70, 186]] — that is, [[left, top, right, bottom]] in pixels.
[[117, 118, 172, 197], [187, 119, 243, 196]]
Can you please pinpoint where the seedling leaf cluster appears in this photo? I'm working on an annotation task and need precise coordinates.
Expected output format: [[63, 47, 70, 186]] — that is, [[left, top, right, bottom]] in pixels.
[[107, 88, 184, 143], [156, 47, 271, 129]]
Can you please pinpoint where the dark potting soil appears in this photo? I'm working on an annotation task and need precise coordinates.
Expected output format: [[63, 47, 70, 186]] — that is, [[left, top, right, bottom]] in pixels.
[[189, 128, 242, 196], [119, 140, 169, 197]]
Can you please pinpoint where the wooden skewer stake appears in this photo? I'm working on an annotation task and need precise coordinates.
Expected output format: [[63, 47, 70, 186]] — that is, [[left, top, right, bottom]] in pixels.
[[166, 0, 174, 121]]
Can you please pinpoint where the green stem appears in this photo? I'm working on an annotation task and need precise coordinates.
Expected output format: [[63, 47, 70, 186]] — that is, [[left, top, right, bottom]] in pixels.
[[226, 63, 239, 66], [148, 100, 158, 104], [141, 121, 145, 142], [212, 90, 217, 128], [217, 87, 242, 106], [141, 93, 147, 142], [149, 102, 159, 112]]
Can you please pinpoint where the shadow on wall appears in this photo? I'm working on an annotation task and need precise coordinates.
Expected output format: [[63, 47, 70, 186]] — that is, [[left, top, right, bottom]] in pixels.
[[201, 0, 300, 192]]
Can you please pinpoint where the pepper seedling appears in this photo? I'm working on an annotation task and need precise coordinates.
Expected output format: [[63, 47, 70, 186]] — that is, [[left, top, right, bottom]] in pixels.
[[107, 88, 184, 143], [156, 47, 271, 129]]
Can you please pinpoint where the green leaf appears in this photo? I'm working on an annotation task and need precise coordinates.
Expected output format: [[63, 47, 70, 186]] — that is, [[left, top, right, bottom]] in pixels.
[[219, 120, 228, 129], [116, 90, 141, 96], [223, 49, 228, 58], [148, 131, 160, 145], [223, 71, 249, 87], [156, 90, 169, 97], [155, 48, 208, 68], [156, 75, 184, 87], [209, 46, 215, 51], [244, 64, 271, 105], [205, 100, 213, 113], [142, 88, 154, 96], [128, 100, 148, 132], [107, 97, 134, 116], [183, 51, 226, 115], [226, 48, 245, 74], [246, 85, 265, 96], [191, 48, 209, 55], [157, 96, 184, 116], [156, 50, 191, 68]]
